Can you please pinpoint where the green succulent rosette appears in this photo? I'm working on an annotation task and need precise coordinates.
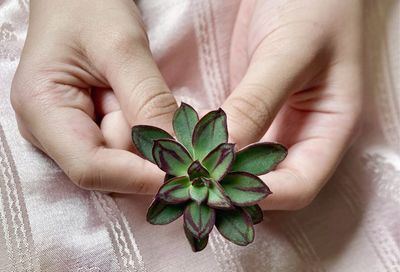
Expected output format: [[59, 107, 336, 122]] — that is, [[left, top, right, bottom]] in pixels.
[[131, 103, 287, 252]]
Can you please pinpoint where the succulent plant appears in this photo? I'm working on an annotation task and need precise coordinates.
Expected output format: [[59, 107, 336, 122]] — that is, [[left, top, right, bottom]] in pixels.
[[131, 103, 287, 252]]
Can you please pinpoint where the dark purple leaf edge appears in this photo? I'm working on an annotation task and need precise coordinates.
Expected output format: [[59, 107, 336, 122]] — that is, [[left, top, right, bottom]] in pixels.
[[131, 125, 173, 163], [242, 205, 263, 225], [184, 225, 209, 252], [221, 172, 272, 207], [191, 108, 228, 151], [156, 176, 191, 204], [216, 208, 255, 246], [192, 177, 210, 187], [173, 102, 199, 125], [207, 181, 235, 210], [146, 198, 185, 225], [189, 185, 209, 205], [173, 103, 199, 155], [187, 160, 210, 180], [202, 143, 236, 181], [164, 174, 175, 183], [152, 138, 193, 174]]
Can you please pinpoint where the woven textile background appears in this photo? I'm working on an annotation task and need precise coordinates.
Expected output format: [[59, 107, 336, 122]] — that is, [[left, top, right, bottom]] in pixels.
[[0, 0, 399, 271]]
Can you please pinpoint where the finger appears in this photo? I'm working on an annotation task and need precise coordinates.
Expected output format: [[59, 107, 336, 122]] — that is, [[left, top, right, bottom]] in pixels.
[[259, 137, 346, 210], [94, 35, 178, 133], [101, 110, 133, 151], [91, 88, 120, 117], [223, 39, 324, 149], [20, 85, 164, 194], [259, 87, 361, 210], [91, 88, 133, 150]]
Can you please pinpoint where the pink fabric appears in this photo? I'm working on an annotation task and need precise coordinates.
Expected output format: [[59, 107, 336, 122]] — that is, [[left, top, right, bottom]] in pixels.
[[1, 0, 399, 271]]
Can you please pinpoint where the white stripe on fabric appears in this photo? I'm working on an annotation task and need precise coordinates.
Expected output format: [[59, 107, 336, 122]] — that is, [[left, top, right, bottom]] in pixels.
[[91, 192, 147, 272]]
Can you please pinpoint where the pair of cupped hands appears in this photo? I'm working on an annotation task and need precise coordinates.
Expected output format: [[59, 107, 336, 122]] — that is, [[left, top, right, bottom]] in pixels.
[[11, 0, 362, 210]]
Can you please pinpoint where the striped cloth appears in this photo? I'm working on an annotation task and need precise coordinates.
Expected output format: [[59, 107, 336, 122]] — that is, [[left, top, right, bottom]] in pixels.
[[0, 0, 399, 271]]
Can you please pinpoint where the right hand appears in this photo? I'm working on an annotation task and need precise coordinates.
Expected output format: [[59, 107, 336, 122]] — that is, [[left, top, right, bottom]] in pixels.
[[11, 0, 178, 194]]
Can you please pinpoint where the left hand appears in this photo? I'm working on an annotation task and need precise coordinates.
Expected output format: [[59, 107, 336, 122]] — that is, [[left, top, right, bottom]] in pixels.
[[222, 0, 362, 210]]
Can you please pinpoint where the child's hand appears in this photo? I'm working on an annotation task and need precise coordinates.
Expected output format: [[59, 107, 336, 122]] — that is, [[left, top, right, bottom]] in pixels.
[[11, 0, 178, 194], [223, 0, 362, 210]]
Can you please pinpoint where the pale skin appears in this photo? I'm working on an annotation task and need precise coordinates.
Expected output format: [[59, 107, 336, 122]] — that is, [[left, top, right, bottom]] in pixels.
[[11, 0, 362, 210]]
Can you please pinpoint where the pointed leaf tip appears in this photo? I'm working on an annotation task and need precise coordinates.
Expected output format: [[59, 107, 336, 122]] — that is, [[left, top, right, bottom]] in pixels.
[[184, 226, 209, 252], [243, 205, 263, 224], [152, 139, 192, 176], [207, 180, 234, 209], [216, 208, 254, 246], [131, 125, 173, 163], [146, 198, 185, 225], [173, 103, 199, 157], [231, 142, 288, 175], [192, 109, 228, 161]]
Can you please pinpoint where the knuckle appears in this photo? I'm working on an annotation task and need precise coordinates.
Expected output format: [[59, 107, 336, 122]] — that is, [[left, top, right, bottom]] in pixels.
[[10, 73, 33, 114], [67, 151, 102, 190], [11, 75, 56, 117], [128, 159, 153, 194], [106, 29, 148, 55], [288, 190, 316, 210], [10, 86, 22, 114], [227, 89, 272, 132], [68, 164, 94, 190], [12, 74, 94, 119], [284, 170, 317, 210], [71, 164, 102, 191], [131, 77, 177, 121], [16, 121, 33, 143], [255, 31, 323, 69], [130, 176, 147, 194]]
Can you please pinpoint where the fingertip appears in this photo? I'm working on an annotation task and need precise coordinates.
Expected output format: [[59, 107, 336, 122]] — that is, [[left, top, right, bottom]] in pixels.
[[73, 148, 164, 195], [259, 169, 316, 211], [101, 110, 133, 150]]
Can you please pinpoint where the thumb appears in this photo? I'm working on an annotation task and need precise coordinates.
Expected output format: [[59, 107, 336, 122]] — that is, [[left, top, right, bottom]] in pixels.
[[223, 46, 319, 149], [101, 38, 178, 133]]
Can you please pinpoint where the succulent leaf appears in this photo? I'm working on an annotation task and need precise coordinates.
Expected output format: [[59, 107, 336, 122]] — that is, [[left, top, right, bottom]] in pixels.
[[184, 226, 209, 252], [157, 176, 191, 204], [147, 198, 185, 225], [189, 184, 208, 205], [153, 139, 192, 176], [184, 202, 215, 239], [202, 143, 235, 181], [215, 208, 254, 246], [173, 103, 199, 157], [140, 105, 289, 252], [192, 109, 228, 161], [242, 205, 263, 224], [187, 160, 209, 180], [220, 172, 271, 206], [207, 180, 234, 209], [231, 143, 287, 175], [131, 125, 173, 163]]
